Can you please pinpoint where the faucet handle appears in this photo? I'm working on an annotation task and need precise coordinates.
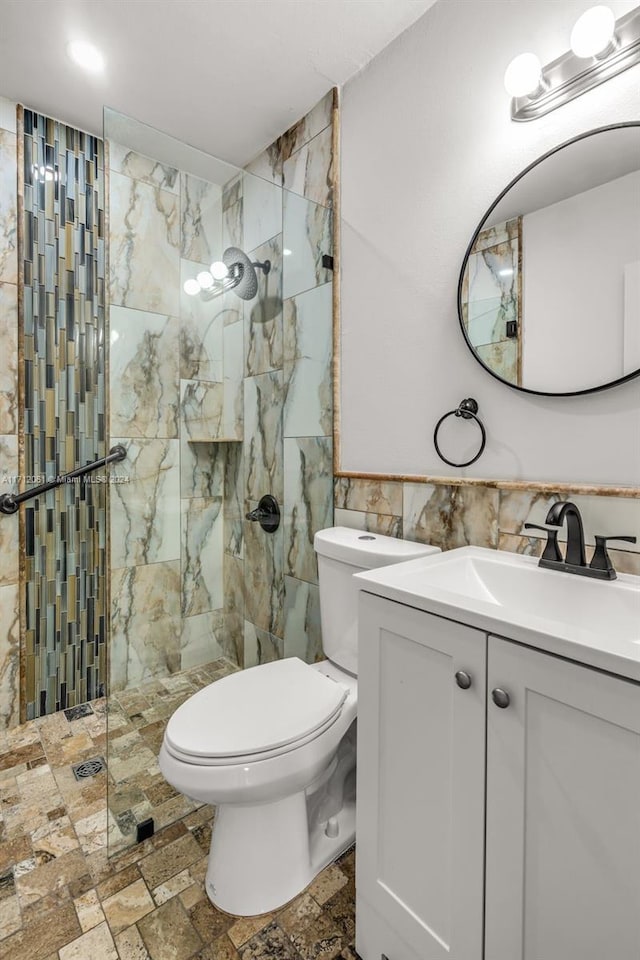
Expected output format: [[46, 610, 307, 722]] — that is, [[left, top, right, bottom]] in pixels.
[[524, 523, 563, 562], [589, 535, 637, 578]]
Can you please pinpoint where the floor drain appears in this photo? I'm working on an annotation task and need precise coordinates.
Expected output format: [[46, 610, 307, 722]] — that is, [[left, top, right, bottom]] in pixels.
[[72, 757, 106, 781], [64, 703, 95, 722]]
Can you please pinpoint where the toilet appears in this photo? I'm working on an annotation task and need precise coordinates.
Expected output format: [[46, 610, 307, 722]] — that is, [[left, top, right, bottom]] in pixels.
[[159, 526, 440, 916]]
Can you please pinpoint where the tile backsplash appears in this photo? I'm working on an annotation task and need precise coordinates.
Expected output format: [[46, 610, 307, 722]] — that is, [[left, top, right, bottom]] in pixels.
[[334, 477, 640, 575]]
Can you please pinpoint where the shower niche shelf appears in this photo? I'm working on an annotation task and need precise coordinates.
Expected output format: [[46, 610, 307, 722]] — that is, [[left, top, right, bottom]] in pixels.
[[186, 438, 243, 444]]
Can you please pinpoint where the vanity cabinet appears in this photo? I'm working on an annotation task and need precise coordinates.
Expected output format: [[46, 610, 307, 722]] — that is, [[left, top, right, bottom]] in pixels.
[[356, 594, 487, 960], [485, 635, 640, 960], [356, 592, 640, 960]]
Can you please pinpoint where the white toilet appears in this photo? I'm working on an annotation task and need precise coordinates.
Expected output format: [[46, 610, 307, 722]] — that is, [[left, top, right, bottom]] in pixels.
[[159, 526, 439, 916]]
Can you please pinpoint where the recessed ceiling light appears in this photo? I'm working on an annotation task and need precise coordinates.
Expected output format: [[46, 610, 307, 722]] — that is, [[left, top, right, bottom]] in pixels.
[[66, 40, 105, 74]]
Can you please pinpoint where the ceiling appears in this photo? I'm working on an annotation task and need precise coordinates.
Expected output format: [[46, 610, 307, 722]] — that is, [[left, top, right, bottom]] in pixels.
[[0, 0, 437, 165]]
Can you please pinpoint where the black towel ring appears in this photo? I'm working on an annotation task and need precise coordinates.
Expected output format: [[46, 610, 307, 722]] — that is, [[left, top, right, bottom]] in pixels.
[[433, 398, 486, 468]]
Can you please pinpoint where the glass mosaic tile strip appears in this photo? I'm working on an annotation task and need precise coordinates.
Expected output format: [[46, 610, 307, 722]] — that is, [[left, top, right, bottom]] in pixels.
[[21, 110, 106, 717]]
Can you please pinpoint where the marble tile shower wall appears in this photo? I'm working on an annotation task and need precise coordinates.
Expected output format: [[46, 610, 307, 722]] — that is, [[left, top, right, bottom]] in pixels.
[[0, 98, 19, 730], [236, 90, 335, 669], [461, 217, 521, 385], [109, 89, 336, 688], [108, 144, 235, 691], [334, 478, 640, 575]]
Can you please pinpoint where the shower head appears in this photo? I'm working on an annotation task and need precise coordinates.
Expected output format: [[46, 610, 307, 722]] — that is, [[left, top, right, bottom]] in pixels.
[[222, 247, 258, 300], [183, 247, 270, 302]]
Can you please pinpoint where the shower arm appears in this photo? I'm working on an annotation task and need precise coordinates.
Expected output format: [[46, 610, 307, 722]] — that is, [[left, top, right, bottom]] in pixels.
[[0, 445, 127, 515]]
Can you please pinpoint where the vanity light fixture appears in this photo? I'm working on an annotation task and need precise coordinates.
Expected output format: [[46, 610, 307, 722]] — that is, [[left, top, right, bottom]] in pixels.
[[503, 53, 546, 98], [505, 4, 640, 121], [570, 5, 617, 57]]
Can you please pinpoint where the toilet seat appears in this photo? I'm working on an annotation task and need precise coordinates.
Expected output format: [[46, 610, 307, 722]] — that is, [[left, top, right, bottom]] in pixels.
[[164, 657, 349, 767]]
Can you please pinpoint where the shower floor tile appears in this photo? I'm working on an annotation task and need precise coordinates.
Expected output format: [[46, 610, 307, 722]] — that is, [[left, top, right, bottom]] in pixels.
[[0, 661, 359, 959], [107, 658, 240, 856]]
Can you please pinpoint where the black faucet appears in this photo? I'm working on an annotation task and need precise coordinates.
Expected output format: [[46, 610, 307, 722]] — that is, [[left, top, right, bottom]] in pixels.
[[544, 501, 586, 567], [525, 500, 636, 581]]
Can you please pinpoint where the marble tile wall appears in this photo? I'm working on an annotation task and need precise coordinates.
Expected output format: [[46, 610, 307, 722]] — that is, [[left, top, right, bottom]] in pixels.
[[334, 477, 640, 575], [0, 97, 19, 730], [237, 90, 335, 670], [108, 89, 337, 694], [108, 148, 234, 693], [461, 217, 521, 385]]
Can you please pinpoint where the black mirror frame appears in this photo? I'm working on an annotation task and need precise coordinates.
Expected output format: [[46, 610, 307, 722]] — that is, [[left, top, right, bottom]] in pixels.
[[457, 122, 640, 397]]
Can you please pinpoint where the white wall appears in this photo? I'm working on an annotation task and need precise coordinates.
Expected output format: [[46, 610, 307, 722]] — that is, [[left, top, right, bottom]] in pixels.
[[522, 170, 640, 392], [340, 0, 640, 485]]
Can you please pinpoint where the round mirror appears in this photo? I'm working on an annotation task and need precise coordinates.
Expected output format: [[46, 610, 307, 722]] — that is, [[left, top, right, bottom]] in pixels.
[[458, 124, 640, 396]]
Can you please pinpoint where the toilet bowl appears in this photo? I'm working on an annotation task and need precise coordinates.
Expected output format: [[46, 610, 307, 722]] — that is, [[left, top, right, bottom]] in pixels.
[[159, 527, 439, 916]]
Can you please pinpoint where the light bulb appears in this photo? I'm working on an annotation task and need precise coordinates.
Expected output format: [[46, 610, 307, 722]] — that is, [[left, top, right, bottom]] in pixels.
[[570, 6, 615, 58], [66, 40, 105, 73], [210, 261, 229, 280], [196, 271, 214, 290], [183, 278, 201, 296], [504, 53, 544, 98]]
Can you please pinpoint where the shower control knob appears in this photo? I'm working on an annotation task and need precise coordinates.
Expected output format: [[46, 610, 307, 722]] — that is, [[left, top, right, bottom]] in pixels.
[[244, 494, 280, 533], [455, 670, 472, 690], [492, 688, 511, 709]]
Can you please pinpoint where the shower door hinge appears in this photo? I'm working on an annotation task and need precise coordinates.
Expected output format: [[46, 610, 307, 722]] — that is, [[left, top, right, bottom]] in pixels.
[[322, 254, 334, 271], [506, 319, 518, 338], [136, 818, 155, 843]]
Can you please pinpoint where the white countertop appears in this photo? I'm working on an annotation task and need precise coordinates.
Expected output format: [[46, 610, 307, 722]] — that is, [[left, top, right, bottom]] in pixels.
[[355, 547, 640, 683]]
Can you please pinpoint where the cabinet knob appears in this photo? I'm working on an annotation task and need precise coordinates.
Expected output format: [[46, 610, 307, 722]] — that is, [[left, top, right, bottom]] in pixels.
[[455, 670, 472, 690], [491, 687, 511, 709]]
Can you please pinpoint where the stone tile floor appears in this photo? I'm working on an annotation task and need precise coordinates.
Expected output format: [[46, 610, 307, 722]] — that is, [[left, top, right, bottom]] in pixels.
[[107, 659, 240, 855], [0, 660, 359, 959]]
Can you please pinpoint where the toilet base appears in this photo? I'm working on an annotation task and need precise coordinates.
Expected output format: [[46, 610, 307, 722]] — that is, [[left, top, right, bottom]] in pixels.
[[205, 791, 356, 916]]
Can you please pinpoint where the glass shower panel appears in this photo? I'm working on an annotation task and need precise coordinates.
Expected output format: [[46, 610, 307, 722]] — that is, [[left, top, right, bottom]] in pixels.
[[104, 102, 335, 856], [104, 109, 254, 854]]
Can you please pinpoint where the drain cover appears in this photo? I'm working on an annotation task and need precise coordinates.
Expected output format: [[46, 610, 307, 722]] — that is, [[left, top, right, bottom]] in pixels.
[[72, 756, 106, 781]]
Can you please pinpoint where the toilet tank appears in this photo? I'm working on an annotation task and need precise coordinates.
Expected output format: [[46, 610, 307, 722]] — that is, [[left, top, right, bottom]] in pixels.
[[314, 527, 440, 676]]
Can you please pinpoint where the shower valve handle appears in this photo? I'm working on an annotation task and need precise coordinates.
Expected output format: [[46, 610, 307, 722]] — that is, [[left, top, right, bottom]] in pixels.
[[245, 494, 280, 533]]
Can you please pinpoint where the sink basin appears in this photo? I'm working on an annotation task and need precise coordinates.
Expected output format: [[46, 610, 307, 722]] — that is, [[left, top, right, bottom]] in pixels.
[[355, 546, 640, 680]]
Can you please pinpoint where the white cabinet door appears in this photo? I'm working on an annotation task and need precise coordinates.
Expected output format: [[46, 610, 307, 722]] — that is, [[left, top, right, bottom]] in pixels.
[[356, 593, 486, 960], [486, 636, 640, 960]]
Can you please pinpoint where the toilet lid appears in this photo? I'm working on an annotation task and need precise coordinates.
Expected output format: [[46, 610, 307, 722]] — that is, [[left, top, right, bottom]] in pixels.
[[164, 657, 349, 761]]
